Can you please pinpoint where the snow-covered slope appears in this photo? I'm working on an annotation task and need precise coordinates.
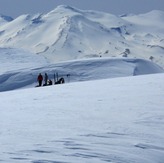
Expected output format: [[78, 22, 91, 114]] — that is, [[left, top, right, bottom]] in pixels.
[[0, 47, 163, 92], [0, 73, 164, 163], [0, 6, 164, 67], [0, 14, 13, 25], [0, 6, 164, 163], [0, 47, 49, 73]]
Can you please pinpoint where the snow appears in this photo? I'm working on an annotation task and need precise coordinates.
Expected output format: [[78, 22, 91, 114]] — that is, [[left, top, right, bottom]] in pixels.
[[0, 14, 13, 25], [0, 47, 163, 92], [0, 47, 164, 162], [0, 6, 164, 163], [0, 6, 164, 68], [0, 48, 49, 73], [0, 72, 164, 163]]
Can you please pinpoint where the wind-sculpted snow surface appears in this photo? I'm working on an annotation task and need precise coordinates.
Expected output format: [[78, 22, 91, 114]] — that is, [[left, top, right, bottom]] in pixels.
[[0, 73, 164, 162]]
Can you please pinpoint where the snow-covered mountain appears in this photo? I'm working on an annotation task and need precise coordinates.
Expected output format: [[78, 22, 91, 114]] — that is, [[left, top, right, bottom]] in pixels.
[[0, 5, 164, 67], [0, 6, 164, 162], [0, 14, 13, 25]]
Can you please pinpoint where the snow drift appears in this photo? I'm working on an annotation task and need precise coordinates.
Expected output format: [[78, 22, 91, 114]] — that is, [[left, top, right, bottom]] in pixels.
[[0, 48, 163, 92]]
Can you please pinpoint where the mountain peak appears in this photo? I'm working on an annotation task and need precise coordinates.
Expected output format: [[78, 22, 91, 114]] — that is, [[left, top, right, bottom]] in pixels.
[[55, 5, 82, 12], [46, 5, 84, 16], [143, 10, 164, 21]]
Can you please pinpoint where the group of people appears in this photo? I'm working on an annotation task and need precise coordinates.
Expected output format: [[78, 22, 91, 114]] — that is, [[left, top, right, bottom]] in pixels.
[[37, 73, 52, 87]]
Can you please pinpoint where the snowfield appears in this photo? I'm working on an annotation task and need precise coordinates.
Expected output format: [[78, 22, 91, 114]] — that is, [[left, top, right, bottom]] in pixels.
[[0, 48, 164, 163], [0, 5, 164, 163], [0, 73, 164, 163]]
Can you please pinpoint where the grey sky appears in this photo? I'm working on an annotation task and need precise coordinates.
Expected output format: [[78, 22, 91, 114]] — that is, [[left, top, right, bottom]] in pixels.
[[0, 0, 164, 18]]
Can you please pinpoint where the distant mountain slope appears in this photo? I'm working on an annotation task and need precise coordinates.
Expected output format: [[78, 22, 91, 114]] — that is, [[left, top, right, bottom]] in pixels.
[[0, 14, 13, 25], [0, 47, 49, 73], [0, 5, 164, 67]]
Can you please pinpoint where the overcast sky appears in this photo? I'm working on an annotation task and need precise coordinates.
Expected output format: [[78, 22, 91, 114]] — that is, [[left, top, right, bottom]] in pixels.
[[0, 0, 164, 18]]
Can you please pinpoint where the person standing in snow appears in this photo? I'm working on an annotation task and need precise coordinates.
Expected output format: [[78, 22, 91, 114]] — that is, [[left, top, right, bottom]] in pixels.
[[44, 73, 48, 86], [37, 73, 43, 86]]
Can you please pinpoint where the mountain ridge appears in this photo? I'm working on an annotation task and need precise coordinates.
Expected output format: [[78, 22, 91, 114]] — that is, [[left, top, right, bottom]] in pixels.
[[0, 5, 164, 67]]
